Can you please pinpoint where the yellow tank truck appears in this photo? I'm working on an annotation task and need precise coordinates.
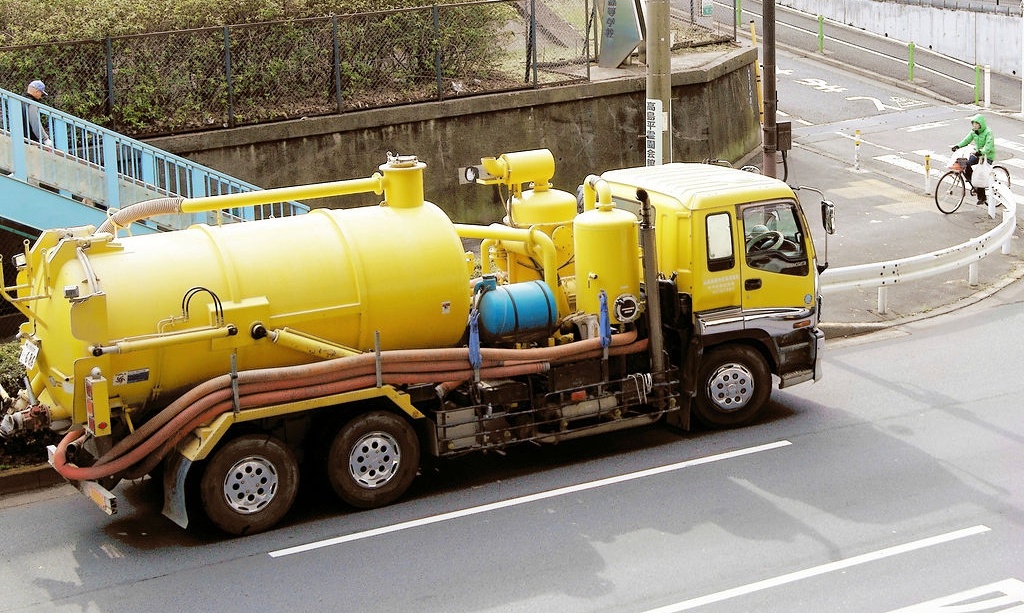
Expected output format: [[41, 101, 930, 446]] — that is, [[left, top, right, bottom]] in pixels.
[[0, 150, 835, 535]]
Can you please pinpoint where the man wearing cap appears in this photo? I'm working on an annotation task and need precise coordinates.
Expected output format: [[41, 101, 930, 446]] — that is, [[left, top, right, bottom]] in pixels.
[[24, 79, 52, 147]]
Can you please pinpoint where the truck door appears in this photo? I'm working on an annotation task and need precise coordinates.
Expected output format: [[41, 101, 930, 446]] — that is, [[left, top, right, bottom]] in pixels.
[[737, 201, 816, 311]]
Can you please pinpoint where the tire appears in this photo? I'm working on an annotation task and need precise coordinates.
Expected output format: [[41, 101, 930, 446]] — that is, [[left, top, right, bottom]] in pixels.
[[992, 165, 1011, 188], [693, 345, 771, 428], [328, 411, 420, 509], [199, 434, 300, 536], [935, 171, 965, 214]]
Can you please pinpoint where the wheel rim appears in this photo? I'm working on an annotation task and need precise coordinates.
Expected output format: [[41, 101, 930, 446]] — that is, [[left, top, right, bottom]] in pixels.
[[221, 455, 279, 514], [349, 431, 401, 489], [706, 362, 756, 412], [935, 173, 965, 213]]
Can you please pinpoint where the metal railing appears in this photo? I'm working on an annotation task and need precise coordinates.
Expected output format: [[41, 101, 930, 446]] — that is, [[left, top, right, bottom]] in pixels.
[[1, 88, 308, 232], [821, 182, 1018, 313]]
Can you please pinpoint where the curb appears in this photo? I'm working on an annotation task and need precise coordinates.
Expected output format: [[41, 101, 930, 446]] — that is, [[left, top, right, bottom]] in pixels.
[[0, 463, 65, 497]]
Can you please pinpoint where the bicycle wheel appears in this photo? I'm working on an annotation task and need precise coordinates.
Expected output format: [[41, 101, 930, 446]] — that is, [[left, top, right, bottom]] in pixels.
[[935, 171, 965, 214], [992, 165, 1010, 187]]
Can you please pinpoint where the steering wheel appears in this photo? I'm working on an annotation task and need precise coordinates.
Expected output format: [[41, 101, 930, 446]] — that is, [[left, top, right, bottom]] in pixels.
[[746, 230, 785, 253]]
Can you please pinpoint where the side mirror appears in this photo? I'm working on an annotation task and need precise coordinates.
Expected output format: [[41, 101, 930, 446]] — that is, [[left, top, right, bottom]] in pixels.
[[821, 200, 836, 235]]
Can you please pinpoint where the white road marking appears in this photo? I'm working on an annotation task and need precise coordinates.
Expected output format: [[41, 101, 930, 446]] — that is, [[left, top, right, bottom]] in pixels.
[[642, 525, 991, 613], [996, 137, 1024, 154], [847, 96, 896, 111], [885, 578, 1024, 612], [268, 440, 792, 558], [835, 131, 894, 151], [875, 154, 927, 174], [904, 121, 950, 133]]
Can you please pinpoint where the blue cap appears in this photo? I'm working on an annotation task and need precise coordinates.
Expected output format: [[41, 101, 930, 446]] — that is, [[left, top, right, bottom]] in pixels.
[[28, 80, 47, 96]]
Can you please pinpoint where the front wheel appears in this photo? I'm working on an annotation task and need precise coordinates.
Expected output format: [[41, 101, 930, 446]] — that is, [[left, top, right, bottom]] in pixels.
[[328, 411, 420, 509], [693, 345, 772, 428], [199, 434, 300, 536], [992, 165, 1011, 188], [935, 171, 965, 214]]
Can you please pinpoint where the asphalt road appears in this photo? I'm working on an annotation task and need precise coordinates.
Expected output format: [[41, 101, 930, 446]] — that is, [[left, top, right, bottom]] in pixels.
[[0, 275, 1021, 612], [2, 9, 1023, 612]]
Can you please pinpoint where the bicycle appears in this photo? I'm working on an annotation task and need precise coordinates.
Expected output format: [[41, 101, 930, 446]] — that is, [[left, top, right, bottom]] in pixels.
[[934, 147, 1010, 214]]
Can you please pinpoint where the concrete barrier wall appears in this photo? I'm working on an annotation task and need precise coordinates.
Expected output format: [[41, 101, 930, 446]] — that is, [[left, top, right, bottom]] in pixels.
[[780, 0, 1021, 76], [147, 47, 761, 223]]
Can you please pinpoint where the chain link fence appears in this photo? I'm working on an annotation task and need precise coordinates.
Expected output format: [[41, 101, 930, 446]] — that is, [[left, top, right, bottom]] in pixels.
[[0, 0, 595, 138]]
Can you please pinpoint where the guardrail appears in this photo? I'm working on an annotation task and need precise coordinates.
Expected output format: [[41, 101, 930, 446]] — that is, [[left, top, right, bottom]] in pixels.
[[1, 87, 308, 232], [821, 182, 1018, 313]]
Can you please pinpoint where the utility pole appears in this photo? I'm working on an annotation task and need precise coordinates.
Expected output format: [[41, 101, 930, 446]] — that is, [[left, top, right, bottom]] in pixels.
[[646, 0, 671, 165], [762, 0, 777, 178]]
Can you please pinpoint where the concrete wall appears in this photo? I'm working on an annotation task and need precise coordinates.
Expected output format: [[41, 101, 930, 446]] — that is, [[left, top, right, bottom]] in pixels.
[[147, 46, 761, 224], [780, 0, 1021, 77]]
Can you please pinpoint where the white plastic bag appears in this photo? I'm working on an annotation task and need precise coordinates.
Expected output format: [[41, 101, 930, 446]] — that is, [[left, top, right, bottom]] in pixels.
[[973, 159, 992, 188]]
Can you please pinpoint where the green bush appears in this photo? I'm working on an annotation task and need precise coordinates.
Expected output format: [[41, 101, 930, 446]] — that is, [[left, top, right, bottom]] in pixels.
[[0, 341, 25, 395], [0, 341, 51, 470]]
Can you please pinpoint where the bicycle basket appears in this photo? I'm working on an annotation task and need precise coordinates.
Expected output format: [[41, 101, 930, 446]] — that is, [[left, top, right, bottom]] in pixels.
[[950, 157, 968, 171]]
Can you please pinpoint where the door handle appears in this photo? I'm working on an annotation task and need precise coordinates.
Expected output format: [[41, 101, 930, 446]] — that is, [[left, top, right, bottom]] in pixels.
[[745, 278, 762, 291]]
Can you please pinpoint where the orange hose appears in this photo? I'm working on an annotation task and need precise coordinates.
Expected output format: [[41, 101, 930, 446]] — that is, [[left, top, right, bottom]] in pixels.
[[56, 331, 644, 482]]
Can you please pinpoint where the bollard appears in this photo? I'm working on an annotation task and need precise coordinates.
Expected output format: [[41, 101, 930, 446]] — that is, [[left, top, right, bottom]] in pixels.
[[818, 15, 824, 53], [975, 65, 981, 106], [924, 153, 931, 194], [854, 129, 861, 171], [908, 42, 915, 81], [984, 65, 991, 108]]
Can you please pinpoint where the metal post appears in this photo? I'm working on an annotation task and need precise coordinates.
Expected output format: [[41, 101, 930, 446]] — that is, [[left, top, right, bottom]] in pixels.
[[646, 0, 672, 164], [332, 16, 343, 113], [224, 27, 235, 129], [984, 65, 991, 108], [817, 15, 824, 53], [924, 153, 931, 194], [968, 262, 979, 287], [434, 4, 444, 100], [975, 65, 981, 106], [908, 42, 915, 81], [762, 0, 777, 178], [750, 21, 763, 126], [854, 129, 861, 171], [105, 37, 114, 119], [877, 286, 888, 314]]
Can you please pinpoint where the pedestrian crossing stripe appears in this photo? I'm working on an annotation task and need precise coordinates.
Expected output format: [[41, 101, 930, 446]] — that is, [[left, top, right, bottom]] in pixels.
[[884, 578, 1024, 612]]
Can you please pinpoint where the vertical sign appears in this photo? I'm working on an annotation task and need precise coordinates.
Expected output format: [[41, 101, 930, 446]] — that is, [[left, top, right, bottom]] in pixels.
[[598, 0, 642, 68], [645, 98, 663, 166]]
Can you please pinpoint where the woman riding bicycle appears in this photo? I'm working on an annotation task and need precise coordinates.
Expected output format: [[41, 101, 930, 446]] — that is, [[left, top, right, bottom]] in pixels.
[[951, 113, 996, 205]]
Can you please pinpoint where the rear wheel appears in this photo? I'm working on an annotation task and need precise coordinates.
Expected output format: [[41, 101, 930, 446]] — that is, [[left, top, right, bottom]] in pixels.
[[328, 411, 420, 509], [199, 434, 299, 536], [693, 345, 771, 428], [935, 171, 965, 214]]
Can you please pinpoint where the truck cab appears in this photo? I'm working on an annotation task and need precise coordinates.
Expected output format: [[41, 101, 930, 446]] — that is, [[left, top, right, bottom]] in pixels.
[[600, 162, 828, 427]]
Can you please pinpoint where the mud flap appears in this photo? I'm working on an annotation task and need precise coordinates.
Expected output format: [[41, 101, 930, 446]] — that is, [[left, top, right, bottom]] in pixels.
[[162, 453, 192, 529]]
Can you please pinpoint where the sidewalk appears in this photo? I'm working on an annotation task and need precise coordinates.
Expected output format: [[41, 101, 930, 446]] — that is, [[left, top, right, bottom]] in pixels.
[[792, 113, 1024, 338]]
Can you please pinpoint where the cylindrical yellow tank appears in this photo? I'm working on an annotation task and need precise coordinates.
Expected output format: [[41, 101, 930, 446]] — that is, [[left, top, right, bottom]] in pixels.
[[24, 198, 470, 414], [573, 203, 641, 324]]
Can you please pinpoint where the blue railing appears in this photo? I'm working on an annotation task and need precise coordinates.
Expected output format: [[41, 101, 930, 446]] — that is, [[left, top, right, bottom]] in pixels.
[[0, 87, 308, 232]]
